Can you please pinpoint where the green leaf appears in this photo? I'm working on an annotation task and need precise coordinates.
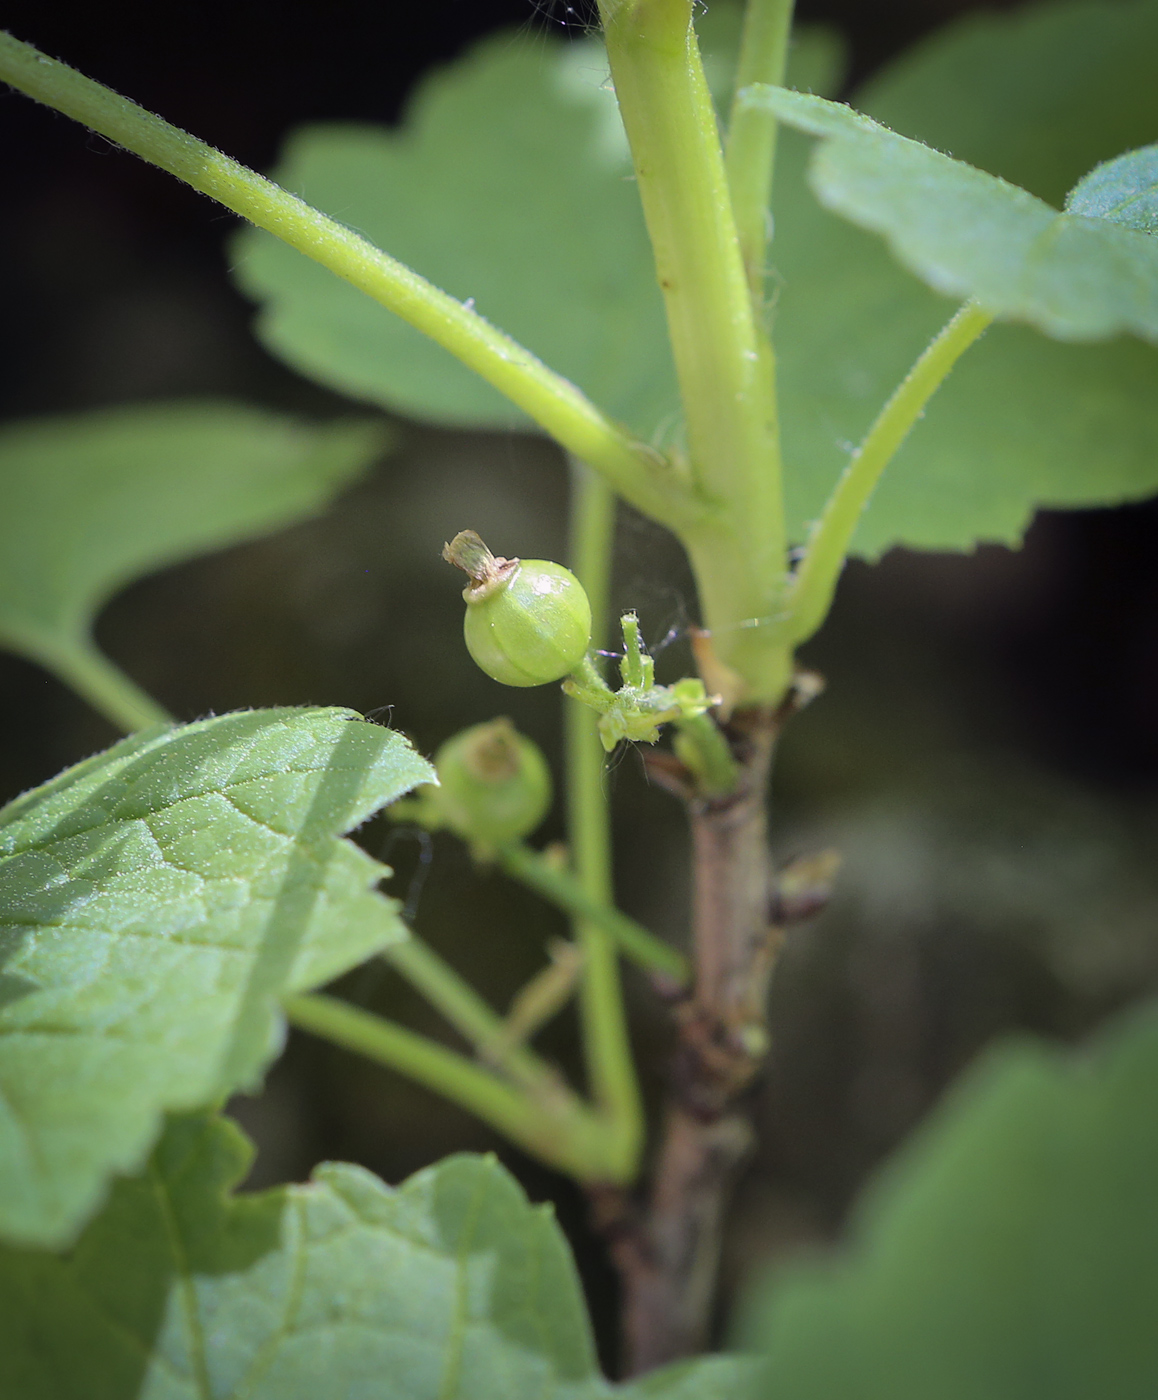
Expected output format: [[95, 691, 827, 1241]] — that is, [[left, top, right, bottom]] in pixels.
[[768, 0, 1158, 556], [744, 1000, 1158, 1398], [0, 1113, 755, 1400], [1067, 143, 1158, 235], [232, 34, 676, 437], [0, 401, 385, 674], [857, 0, 1158, 209], [230, 24, 838, 441], [0, 707, 432, 1249], [752, 87, 1158, 343]]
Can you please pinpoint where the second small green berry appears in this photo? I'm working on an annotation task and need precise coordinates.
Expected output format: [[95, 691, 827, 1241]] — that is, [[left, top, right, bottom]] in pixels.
[[434, 717, 552, 855]]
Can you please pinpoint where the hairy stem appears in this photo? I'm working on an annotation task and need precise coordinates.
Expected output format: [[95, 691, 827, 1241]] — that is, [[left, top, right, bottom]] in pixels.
[[499, 842, 689, 984], [0, 31, 693, 530], [285, 992, 627, 1182], [38, 637, 173, 732], [787, 300, 993, 644], [597, 1, 790, 704], [726, 0, 796, 297], [381, 936, 560, 1087], [566, 460, 644, 1179], [597, 0, 778, 512]]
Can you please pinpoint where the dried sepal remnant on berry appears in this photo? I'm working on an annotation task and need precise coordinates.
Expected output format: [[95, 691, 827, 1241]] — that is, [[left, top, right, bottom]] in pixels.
[[443, 529, 592, 687]]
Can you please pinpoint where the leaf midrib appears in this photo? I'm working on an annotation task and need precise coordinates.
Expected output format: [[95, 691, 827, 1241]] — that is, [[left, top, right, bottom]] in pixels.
[[150, 1154, 214, 1400]]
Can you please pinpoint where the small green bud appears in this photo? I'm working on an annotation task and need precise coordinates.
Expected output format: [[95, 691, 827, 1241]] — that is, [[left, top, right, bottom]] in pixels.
[[434, 717, 552, 855], [443, 529, 591, 687]]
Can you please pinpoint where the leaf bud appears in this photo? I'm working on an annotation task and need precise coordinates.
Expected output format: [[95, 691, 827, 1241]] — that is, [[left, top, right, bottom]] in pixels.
[[434, 717, 552, 855], [443, 529, 591, 687]]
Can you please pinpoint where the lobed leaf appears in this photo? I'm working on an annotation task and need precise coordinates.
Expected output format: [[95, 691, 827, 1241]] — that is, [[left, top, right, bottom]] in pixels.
[[0, 1113, 755, 1400], [750, 87, 1158, 344], [745, 999, 1158, 1398], [230, 21, 839, 444], [768, 0, 1158, 556], [858, 0, 1158, 209], [0, 707, 432, 1249], [232, 35, 676, 439], [0, 402, 386, 675], [229, 2, 1158, 562]]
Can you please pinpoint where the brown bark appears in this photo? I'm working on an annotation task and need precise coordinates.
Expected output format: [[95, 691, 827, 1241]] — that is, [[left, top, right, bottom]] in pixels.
[[592, 1108, 754, 1373], [593, 684, 833, 1375]]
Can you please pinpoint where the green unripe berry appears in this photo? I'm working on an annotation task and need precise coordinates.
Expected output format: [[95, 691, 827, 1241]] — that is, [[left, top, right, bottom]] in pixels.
[[434, 717, 552, 854], [464, 559, 591, 687], [443, 530, 591, 688]]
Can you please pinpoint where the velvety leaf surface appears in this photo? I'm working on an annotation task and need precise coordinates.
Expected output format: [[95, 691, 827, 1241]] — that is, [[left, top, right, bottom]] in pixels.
[[231, 21, 838, 441], [0, 1114, 755, 1400], [768, 0, 1158, 556], [233, 34, 675, 436], [754, 87, 1158, 343], [0, 402, 385, 672], [0, 708, 432, 1249], [858, 0, 1158, 209], [1067, 143, 1158, 235], [746, 1001, 1158, 1399]]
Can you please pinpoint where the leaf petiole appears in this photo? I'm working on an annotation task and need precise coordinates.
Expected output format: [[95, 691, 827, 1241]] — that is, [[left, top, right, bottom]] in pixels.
[[34, 636, 174, 733], [380, 936, 562, 1088], [498, 840, 689, 985], [284, 992, 630, 1181], [786, 299, 994, 644], [0, 32, 692, 532], [564, 460, 644, 1180], [726, 0, 797, 297]]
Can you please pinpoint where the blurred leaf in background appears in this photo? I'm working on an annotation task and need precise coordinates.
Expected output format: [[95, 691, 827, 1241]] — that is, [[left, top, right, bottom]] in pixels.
[[230, 16, 841, 447], [743, 998, 1158, 1397], [233, 34, 677, 438], [0, 402, 387, 719]]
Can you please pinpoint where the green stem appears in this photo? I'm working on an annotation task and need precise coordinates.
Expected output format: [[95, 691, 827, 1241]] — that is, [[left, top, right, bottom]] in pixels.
[[597, 0, 777, 509], [672, 712, 740, 797], [597, 1, 789, 704], [570, 458, 617, 654], [0, 31, 692, 532], [39, 636, 173, 732], [381, 937, 559, 1087], [618, 612, 654, 689], [285, 993, 628, 1182], [565, 652, 616, 712], [682, 527, 794, 704], [566, 460, 643, 1179], [787, 300, 993, 645], [726, 0, 796, 297], [499, 842, 689, 984]]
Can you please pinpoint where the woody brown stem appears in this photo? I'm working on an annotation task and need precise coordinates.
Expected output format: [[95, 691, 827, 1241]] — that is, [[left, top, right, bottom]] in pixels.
[[594, 684, 827, 1374]]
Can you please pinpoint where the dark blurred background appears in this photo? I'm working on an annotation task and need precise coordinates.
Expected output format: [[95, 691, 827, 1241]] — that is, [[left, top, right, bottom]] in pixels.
[[3, 0, 1158, 1370]]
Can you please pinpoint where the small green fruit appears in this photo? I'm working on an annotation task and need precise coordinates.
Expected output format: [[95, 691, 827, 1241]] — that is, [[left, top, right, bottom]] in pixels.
[[464, 559, 592, 687], [443, 529, 591, 687], [434, 718, 552, 853]]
